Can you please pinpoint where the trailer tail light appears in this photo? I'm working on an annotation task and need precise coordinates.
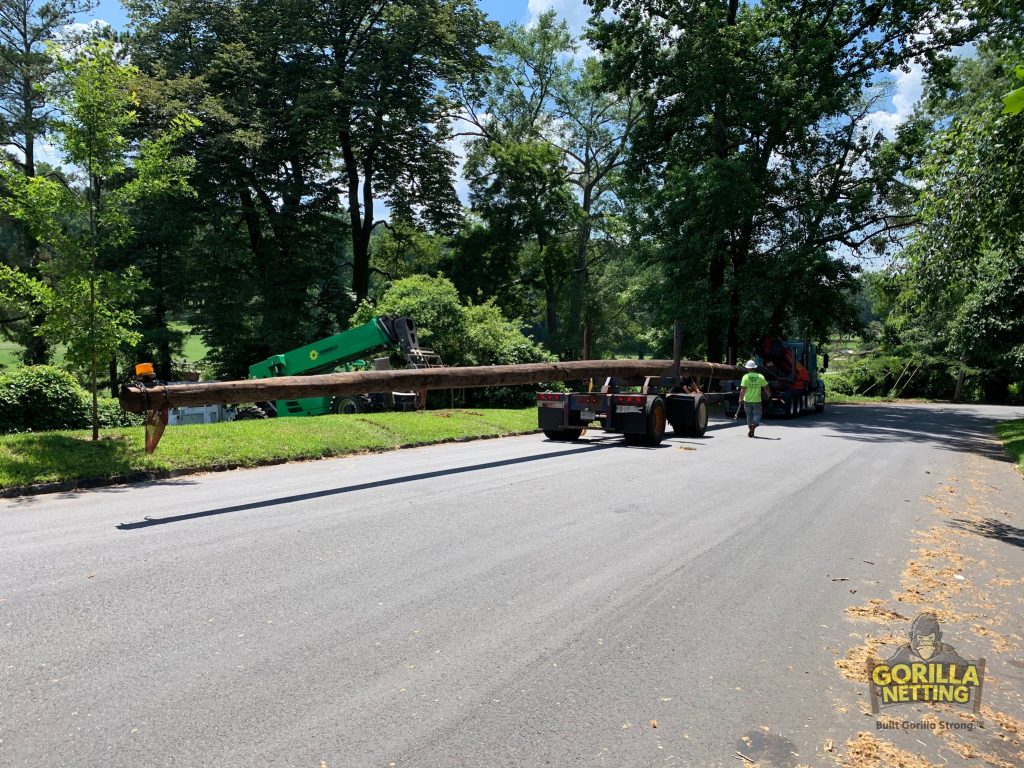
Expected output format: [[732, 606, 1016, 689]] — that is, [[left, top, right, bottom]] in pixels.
[[537, 392, 565, 402], [614, 395, 646, 406]]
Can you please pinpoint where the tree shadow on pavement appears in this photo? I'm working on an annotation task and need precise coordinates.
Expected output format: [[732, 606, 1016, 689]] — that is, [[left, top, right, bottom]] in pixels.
[[950, 518, 1024, 549], [815, 404, 1022, 461]]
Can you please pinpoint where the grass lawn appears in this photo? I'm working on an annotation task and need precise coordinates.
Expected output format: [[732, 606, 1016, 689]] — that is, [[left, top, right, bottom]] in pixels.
[[169, 321, 209, 362], [995, 419, 1024, 474], [0, 408, 538, 491], [0, 339, 20, 370]]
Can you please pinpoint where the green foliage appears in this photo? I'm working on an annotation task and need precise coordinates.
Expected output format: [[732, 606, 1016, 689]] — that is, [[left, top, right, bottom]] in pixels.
[[0, 37, 197, 437], [884, 38, 1024, 399], [354, 275, 554, 405], [588, 0, 984, 360], [823, 374, 855, 396], [354, 275, 467, 362], [96, 397, 145, 428], [1002, 65, 1024, 115], [0, 366, 89, 433]]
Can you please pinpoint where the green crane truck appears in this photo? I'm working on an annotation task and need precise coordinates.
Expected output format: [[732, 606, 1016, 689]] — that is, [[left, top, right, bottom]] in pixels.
[[236, 316, 441, 419]]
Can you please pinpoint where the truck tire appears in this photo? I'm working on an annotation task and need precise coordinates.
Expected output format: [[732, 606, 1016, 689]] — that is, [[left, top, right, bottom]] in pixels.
[[544, 428, 583, 441], [626, 397, 666, 447], [815, 400, 825, 413], [331, 396, 363, 415], [234, 405, 268, 421]]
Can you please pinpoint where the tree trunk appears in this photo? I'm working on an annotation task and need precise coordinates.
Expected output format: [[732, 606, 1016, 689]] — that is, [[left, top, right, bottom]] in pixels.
[[568, 186, 594, 358], [341, 130, 374, 303], [120, 359, 748, 412]]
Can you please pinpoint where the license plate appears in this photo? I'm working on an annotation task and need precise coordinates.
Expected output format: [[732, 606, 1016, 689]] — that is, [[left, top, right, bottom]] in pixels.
[[580, 409, 597, 421]]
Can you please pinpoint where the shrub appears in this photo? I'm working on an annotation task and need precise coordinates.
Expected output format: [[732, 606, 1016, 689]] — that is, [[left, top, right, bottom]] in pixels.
[[0, 366, 90, 433], [824, 373, 855, 396], [96, 397, 145, 428]]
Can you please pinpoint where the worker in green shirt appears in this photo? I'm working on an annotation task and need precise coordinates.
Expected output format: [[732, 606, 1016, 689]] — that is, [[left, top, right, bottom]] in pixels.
[[736, 359, 769, 438]]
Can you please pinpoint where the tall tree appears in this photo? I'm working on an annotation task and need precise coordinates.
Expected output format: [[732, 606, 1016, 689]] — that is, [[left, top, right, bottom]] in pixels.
[[0, 0, 93, 364], [460, 11, 637, 356], [590, 0, 985, 361], [888, 37, 1024, 400], [123, 0, 492, 375], [0, 37, 196, 438]]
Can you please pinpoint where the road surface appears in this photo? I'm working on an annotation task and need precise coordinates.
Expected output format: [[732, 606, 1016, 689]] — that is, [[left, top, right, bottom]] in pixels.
[[2, 403, 1023, 767]]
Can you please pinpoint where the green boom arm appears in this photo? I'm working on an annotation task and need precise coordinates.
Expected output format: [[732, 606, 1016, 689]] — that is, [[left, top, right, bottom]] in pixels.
[[248, 318, 399, 380]]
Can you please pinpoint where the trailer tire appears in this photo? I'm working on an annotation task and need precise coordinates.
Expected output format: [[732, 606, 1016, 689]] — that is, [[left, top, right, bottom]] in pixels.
[[544, 428, 583, 441], [691, 396, 709, 437], [815, 401, 825, 413], [627, 397, 666, 446]]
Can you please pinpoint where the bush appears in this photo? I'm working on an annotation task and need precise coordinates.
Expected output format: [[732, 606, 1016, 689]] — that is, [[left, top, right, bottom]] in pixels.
[[354, 277, 558, 407], [824, 373, 855, 396], [96, 397, 145, 428], [0, 366, 90, 433]]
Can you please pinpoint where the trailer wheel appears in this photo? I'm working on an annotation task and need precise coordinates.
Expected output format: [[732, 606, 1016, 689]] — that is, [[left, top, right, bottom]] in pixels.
[[691, 396, 709, 437], [627, 397, 666, 446], [815, 401, 825, 413], [544, 428, 583, 441]]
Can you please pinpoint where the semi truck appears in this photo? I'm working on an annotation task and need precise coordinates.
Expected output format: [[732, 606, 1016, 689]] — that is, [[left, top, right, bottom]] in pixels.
[[535, 335, 826, 445]]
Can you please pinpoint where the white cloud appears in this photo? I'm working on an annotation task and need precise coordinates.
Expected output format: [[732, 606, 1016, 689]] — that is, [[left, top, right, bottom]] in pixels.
[[527, 0, 591, 32], [865, 61, 926, 138]]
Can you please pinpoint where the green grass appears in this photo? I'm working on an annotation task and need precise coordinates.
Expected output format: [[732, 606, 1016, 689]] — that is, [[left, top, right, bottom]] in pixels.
[[0, 339, 20, 370], [995, 419, 1024, 474], [0, 408, 538, 490], [169, 322, 209, 362]]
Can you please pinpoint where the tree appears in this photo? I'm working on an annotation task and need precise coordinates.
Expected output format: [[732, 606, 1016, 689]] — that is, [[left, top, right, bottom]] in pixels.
[[0, 37, 196, 439], [887, 38, 1024, 400], [589, 0, 986, 361], [122, 0, 493, 375], [459, 12, 637, 357], [0, 0, 94, 364]]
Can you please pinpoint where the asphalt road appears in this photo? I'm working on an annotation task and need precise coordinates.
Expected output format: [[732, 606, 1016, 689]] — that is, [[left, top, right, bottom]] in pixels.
[[2, 403, 1022, 768]]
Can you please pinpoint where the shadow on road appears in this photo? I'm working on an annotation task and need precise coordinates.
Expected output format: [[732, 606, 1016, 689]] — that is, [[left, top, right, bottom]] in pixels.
[[818, 404, 1018, 461], [950, 518, 1024, 549], [117, 442, 617, 530]]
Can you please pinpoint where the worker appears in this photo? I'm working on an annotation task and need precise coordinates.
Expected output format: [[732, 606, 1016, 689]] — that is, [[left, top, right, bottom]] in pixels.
[[735, 359, 769, 438]]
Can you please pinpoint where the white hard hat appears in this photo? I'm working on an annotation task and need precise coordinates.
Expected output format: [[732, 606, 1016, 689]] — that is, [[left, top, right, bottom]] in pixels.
[[744, 360, 758, 369]]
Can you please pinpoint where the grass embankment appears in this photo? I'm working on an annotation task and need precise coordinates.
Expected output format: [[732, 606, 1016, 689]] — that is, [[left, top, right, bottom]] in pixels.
[[996, 418, 1024, 474], [0, 408, 537, 491]]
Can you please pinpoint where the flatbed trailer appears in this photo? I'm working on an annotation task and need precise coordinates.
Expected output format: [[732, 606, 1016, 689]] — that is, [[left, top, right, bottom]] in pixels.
[[537, 375, 723, 446]]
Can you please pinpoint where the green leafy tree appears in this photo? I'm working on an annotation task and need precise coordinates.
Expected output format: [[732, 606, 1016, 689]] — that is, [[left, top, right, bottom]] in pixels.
[[0, 0, 94, 363], [0, 38, 196, 438], [887, 38, 1024, 400], [589, 0, 985, 361], [460, 12, 636, 356]]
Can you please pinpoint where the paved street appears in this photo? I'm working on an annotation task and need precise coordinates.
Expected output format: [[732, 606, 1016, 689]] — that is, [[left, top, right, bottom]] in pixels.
[[2, 403, 1023, 767]]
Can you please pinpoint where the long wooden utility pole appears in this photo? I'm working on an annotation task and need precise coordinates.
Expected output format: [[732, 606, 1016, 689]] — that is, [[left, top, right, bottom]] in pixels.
[[119, 360, 745, 414]]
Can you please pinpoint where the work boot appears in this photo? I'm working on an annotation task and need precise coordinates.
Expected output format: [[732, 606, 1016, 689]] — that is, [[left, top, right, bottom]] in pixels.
[[748, 425, 754, 438]]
